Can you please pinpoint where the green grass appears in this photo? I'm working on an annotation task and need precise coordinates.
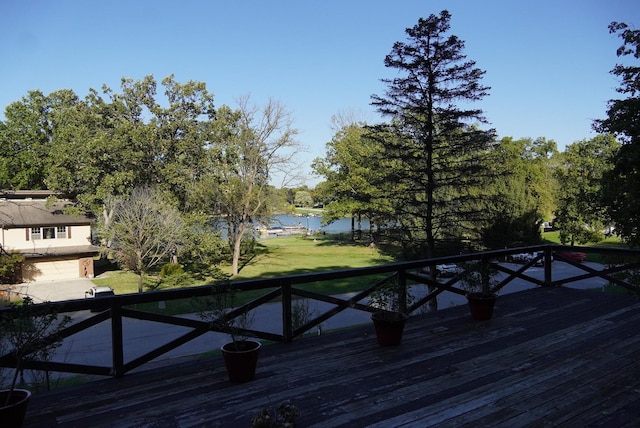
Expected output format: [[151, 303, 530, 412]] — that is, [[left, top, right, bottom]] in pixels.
[[542, 231, 628, 263], [542, 230, 625, 247], [542, 231, 561, 244], [233, 235, 393, 279], [93, 232, 633, 314], [90, 234, 396, 314], [233, 235, 394, 296]]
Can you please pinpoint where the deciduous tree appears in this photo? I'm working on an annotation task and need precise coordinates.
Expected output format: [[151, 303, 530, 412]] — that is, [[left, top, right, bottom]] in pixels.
[[482, 137, 558, 249], [554, 135, 619, 245], [188, 98, 299, 275], [100, 187, 184, 293], [595, 22, 640, 246], [312, 123, 394, 242], [0, 89, 78, 189]]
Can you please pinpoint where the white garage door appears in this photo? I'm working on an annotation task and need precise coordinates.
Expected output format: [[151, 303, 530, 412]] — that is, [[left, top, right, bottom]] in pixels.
[[28, 259, 79, 281]]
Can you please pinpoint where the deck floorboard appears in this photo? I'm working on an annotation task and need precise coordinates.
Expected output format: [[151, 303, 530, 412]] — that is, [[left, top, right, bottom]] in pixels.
[[23, 287, 640, 427]]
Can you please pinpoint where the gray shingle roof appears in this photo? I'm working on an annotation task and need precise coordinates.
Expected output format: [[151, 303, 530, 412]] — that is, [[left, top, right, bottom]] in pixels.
[[18, 244, 100, 258], [0, 199, 92, 227]]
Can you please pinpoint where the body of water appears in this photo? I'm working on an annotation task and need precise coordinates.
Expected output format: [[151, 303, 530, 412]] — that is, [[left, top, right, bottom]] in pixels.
[[270, 214, 371, 234]]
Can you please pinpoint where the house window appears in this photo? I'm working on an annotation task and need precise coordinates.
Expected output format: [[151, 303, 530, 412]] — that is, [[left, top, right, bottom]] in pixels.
[[42, 227, 56, 239], [31, 227, 42, 240], [30, 226, 68, 240]]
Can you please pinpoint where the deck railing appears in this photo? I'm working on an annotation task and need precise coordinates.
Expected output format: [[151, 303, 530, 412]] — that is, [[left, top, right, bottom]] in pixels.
[[1, 244, 639, 380]]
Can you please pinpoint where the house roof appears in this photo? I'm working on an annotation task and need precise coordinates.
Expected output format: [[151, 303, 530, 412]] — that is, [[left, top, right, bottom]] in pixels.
[[0, 199, 93, 228], [0, 190, 61, 199], [17, 244, 101, 259]]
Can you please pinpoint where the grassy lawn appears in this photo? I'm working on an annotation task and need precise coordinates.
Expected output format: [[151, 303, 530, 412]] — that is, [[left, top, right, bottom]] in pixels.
[[542, 231, 627, 263], [92, 232, 635, 314], [90, 234, 396, 314], [542, 230, 625, 248], [233, 235, 392, 277]]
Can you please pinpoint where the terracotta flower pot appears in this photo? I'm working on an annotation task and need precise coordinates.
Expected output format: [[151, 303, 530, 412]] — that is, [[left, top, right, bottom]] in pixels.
[[466, 293, 498, 320], [221, 340, 261, 382], [0, 389, 31, 428], [371, 312, 408, 346]]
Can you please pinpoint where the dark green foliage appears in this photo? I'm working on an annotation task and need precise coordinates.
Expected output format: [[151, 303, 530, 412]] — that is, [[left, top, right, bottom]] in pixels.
[[1, 297, 71, 393], [0, 252, 23, 285], [370, 10, 498, 257], [312, 124, 396, 243], [159, 263, 185, 278], [482, 211, 543, 250], [155, 263, 191, 289], [553, 135, 619, 245], [595, 22, 640, 247]]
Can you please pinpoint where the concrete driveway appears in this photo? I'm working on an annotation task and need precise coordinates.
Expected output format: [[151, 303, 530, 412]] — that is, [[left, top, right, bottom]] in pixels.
[[12, 278, 94, 303]]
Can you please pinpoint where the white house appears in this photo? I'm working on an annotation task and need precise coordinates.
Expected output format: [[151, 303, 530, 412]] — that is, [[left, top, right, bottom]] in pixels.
[[0, 190, 100, 282]]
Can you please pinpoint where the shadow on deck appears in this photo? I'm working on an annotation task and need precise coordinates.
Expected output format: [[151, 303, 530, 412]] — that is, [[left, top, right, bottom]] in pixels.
[[24, 287, 640, 427]]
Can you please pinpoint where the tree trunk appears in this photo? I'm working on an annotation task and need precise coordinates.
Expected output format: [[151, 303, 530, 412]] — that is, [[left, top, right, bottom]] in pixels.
[[231, 223, 246, 276], [351, 216, 355, 241]]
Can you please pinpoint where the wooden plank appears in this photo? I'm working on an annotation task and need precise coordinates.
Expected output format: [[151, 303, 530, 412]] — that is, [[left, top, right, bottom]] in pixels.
[[23, 288, 640, 427]]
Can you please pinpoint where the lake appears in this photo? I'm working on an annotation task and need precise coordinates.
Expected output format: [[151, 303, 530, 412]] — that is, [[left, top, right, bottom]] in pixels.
[[270, 214, 371, 234]]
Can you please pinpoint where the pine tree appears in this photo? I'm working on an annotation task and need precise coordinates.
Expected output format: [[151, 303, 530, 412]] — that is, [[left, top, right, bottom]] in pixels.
[[371, 10, 497, 258]]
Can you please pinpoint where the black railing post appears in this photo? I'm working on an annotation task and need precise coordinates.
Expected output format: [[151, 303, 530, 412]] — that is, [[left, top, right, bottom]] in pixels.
[[544, 246, 553, 287], [481, 254, 490, 289], [281, 279, 293, 343], [398, 269, 408, 314], [111, 303, 125, 377]]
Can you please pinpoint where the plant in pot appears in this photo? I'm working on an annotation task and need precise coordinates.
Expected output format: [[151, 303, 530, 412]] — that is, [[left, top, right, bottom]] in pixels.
[[251, 401, 300, 427], [459, 261, 502, 321], [0, 297, 71, 428], [197, 284, 260, 383], [368, 276, 411, 346]]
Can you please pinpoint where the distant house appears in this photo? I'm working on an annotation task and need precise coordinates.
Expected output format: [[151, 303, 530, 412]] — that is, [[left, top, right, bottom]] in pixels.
[[0, 190, 100, 282]]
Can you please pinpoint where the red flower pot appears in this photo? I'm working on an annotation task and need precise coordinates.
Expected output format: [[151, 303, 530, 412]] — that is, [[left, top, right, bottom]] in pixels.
[[466, 293, 498, 320], [371, 312, 408, 346], [221, 340, 261, 382], [0, 389, 31, 428]]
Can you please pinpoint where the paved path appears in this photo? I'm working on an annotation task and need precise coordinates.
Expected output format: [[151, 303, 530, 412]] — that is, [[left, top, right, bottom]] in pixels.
[[12, 278, 94, 303]]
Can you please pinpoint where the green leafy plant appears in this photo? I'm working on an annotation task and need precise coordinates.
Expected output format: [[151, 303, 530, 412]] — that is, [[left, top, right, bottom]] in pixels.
[[155, 263, 193, 289], [291, 299, 317, 335], [459, 261, 501, 297], [196, 283, 255, 351], [160, 262, 184, 278], [0, 297, 71, 402], [368, 275, 413, 320], [0, 249, 23, 285]]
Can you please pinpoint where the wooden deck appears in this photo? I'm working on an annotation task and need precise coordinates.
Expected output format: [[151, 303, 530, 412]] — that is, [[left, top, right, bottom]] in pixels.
[[24, 287, 640, 427]]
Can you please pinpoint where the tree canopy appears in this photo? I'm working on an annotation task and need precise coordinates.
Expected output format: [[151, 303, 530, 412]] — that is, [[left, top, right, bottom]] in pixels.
[[370, 10, 498, 257], [482, 137, 558, 249], [595, 22, 640, 247], [554, 135, 619, 245], [185, 97, 300, 275], [0, 76, 300, 278]]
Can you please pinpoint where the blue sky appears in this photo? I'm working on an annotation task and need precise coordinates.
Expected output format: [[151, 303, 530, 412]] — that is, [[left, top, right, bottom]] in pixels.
[[1, 0, 638, 186]]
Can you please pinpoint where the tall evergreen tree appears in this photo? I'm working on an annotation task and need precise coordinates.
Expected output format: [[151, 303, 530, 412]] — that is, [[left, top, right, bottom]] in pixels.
[[370, 10, 497, 258]]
